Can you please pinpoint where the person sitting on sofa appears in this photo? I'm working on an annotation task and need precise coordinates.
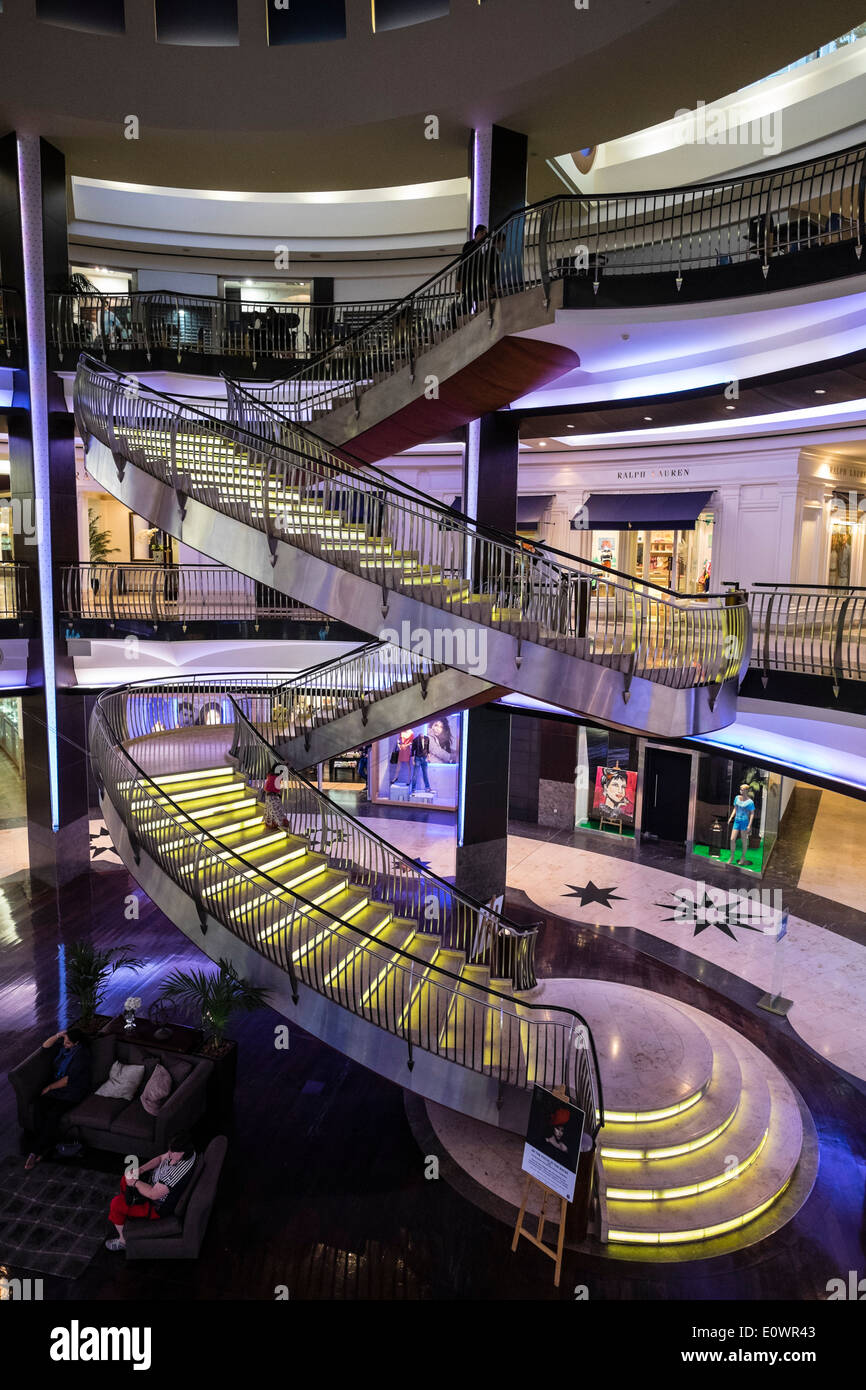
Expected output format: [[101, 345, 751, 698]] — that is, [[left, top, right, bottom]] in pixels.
[[105, 1132, 197, 1252], [24, 1028, 92, 1169]]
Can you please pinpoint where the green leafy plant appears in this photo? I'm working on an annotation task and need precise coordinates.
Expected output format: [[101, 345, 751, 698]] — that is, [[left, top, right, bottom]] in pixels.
[[88, 507, 119, 565], [156, 958, 269, 1051], [67, 941, 145, 1028]]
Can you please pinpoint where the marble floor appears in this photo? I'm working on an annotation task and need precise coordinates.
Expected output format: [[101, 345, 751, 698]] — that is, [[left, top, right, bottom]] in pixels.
[[352, 796, 866, 1085], [797, 789, 866, 912]]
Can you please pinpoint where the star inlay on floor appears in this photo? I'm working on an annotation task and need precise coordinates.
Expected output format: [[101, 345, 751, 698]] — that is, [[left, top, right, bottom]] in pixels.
[[655, 887, 771, 941], [563, 881, 625, 909]]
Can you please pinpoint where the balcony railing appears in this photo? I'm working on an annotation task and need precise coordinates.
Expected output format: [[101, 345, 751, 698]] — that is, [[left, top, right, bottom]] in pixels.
[[749, 583, 866, 688], [0, 562, 31, 621], [59, 563, 328, 627], [0, 287, 24, 357], [47, 292, 399, 368], [232, 140, 866, 422]]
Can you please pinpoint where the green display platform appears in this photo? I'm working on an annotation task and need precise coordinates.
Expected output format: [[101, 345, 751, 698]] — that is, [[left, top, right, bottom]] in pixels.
[[693, 842, 764, 873], [579, 819, 635, 840]]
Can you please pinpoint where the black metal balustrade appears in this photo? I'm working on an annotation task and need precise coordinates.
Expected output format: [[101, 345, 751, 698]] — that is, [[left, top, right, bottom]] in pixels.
[[89, 674, 604, 1127], [75, 358, 751, 698], [234, 141, 866, 421], [60, 563, 328, 627], [0, 562, 31, 622], [749, 583, 866, 690], [47, 292, 398, 368], [0, 287, 24, 358]]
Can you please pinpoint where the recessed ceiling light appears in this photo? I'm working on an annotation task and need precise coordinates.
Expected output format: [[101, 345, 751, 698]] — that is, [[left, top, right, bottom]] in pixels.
[[725, 405, 736, 410], [538, 441, 547, 447], [643, 416, 653, 421], [567, 424, 575, 429], [814, 388, 827, 395]]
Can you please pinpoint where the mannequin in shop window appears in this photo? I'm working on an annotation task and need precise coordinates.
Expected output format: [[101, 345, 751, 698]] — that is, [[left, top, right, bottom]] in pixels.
[[410, 731, 431, 793], [390, 729, 414, 786], [727, 783, 755, 868]]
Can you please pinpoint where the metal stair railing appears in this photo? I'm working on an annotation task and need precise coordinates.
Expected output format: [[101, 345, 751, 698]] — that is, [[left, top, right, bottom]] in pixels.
[[74, 356, 749, 695], [47, 290, 400, 367], [269, 638, 449, 750], [234, 140, 866, 422], [90, 679, 603, 1129], [104, 668, 539, 988]]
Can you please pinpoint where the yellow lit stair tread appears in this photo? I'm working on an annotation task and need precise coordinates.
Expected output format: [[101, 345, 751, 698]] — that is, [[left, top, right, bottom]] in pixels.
[[401, 948, 466, 1040]]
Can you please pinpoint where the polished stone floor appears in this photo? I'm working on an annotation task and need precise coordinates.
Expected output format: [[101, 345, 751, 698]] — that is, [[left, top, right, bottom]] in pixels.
[[1, 830, 865, 1300]]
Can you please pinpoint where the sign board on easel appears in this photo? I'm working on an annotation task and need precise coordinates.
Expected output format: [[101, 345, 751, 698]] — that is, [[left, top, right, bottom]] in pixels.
[[512, 1086, 587, 1287], [521, 1085, 585, 1201]]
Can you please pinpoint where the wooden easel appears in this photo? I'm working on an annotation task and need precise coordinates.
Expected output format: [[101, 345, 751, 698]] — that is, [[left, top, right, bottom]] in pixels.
[[511, 1175, 568, 1287], [511, 1083, 570, 1288]]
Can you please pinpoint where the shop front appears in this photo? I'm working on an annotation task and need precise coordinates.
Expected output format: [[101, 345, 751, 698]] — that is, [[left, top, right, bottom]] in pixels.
[[568, 720, 787, 874], [573, 489, 715, 593], [368, 714, 461, 811]]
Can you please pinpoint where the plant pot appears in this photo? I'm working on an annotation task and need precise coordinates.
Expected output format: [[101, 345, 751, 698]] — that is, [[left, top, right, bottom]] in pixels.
[[72, 1013, 113, 1037], [197, 1037, 237, 1132]]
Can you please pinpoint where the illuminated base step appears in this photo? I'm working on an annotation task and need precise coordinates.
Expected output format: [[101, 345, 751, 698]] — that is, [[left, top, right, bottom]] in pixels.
[[516, 978, 804, 1249]]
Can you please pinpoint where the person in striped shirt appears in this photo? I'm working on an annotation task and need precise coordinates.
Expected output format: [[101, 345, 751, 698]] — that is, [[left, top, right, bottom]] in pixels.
[[105, 1133, 197, 1251]]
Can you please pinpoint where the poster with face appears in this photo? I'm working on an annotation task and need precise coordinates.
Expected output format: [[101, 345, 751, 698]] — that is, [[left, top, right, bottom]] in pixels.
[[522, 1085, 586, 1203], [425, 714, 459, 764], [592, 766, 637, 826]]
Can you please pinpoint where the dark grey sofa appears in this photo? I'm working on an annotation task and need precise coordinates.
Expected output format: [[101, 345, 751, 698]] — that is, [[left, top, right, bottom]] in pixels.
[[124, 1135, 228, 1260], [9, 1035, 212, 1158]]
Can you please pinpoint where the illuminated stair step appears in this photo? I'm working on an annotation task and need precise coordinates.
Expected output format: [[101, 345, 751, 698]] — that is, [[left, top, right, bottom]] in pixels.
[[290, 901, 395, 971], [256, 885, 368, 945], [400, 947, 466, 1041], [438, 962, 504, 1065], [360, 932, 443, 1017], [226, 854, 331, 914], [151, 767, 237, 789], [599, 1031, 744, 1159], [323, 917, 417, 993]]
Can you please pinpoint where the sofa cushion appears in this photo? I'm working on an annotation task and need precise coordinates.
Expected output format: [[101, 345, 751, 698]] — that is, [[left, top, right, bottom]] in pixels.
[[128, 1215, 183, 1240], [140, 1063, 173, 1116], [109, 1098, 157, 1141], [162, 1056, 193, 1087], [95, 1060, 145, 1100], [169, 1158, 202, 1219], [67, 1095, 128, 1129]]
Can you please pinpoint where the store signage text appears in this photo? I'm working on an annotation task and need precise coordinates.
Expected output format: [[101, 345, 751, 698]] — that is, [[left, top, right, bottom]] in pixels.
[[615, 468, 691, 481]]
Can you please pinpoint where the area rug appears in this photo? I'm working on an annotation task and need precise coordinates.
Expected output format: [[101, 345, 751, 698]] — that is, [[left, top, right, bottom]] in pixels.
[[0, 1155, 120, 1278]]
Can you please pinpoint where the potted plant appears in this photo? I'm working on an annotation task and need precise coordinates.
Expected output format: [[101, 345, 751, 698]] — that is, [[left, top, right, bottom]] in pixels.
[[155, 958, 269, 1058], [156, 959, 269, 1125], [66, 941, 146, 1033], [88, 507, 119, 595]]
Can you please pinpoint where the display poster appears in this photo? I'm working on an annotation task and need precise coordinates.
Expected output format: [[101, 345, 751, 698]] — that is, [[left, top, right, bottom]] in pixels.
[[592, 766, 637, 827], [521, 1085, 586, 1203]]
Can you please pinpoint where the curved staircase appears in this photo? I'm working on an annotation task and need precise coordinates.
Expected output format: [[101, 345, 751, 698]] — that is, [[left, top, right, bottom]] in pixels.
[[74, 155, 852, 1248]]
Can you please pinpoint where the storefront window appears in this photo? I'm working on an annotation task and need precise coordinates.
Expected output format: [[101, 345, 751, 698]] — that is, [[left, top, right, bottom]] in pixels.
[[599, 513, 714, 593], [575, 725, 638, 838], [693, 755, 782, 874], [828, 523, 853, 585], [369, 716, 461, 810]]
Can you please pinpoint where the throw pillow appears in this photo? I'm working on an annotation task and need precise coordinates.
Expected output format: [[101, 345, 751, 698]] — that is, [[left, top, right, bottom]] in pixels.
[[94, 1060, 145, 1100], [140, 1063, 173, 1116]]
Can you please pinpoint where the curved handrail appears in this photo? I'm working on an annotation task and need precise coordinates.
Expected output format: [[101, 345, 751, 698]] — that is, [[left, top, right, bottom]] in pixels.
[[47, 289, 411, 366], [74, 356, 749, 694], [90, 675, 603, 1129], [238, 139, 866, 423], [103, 663, 537, 971], [59, 561, 330, 626], [748, 584, 866, 683]]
